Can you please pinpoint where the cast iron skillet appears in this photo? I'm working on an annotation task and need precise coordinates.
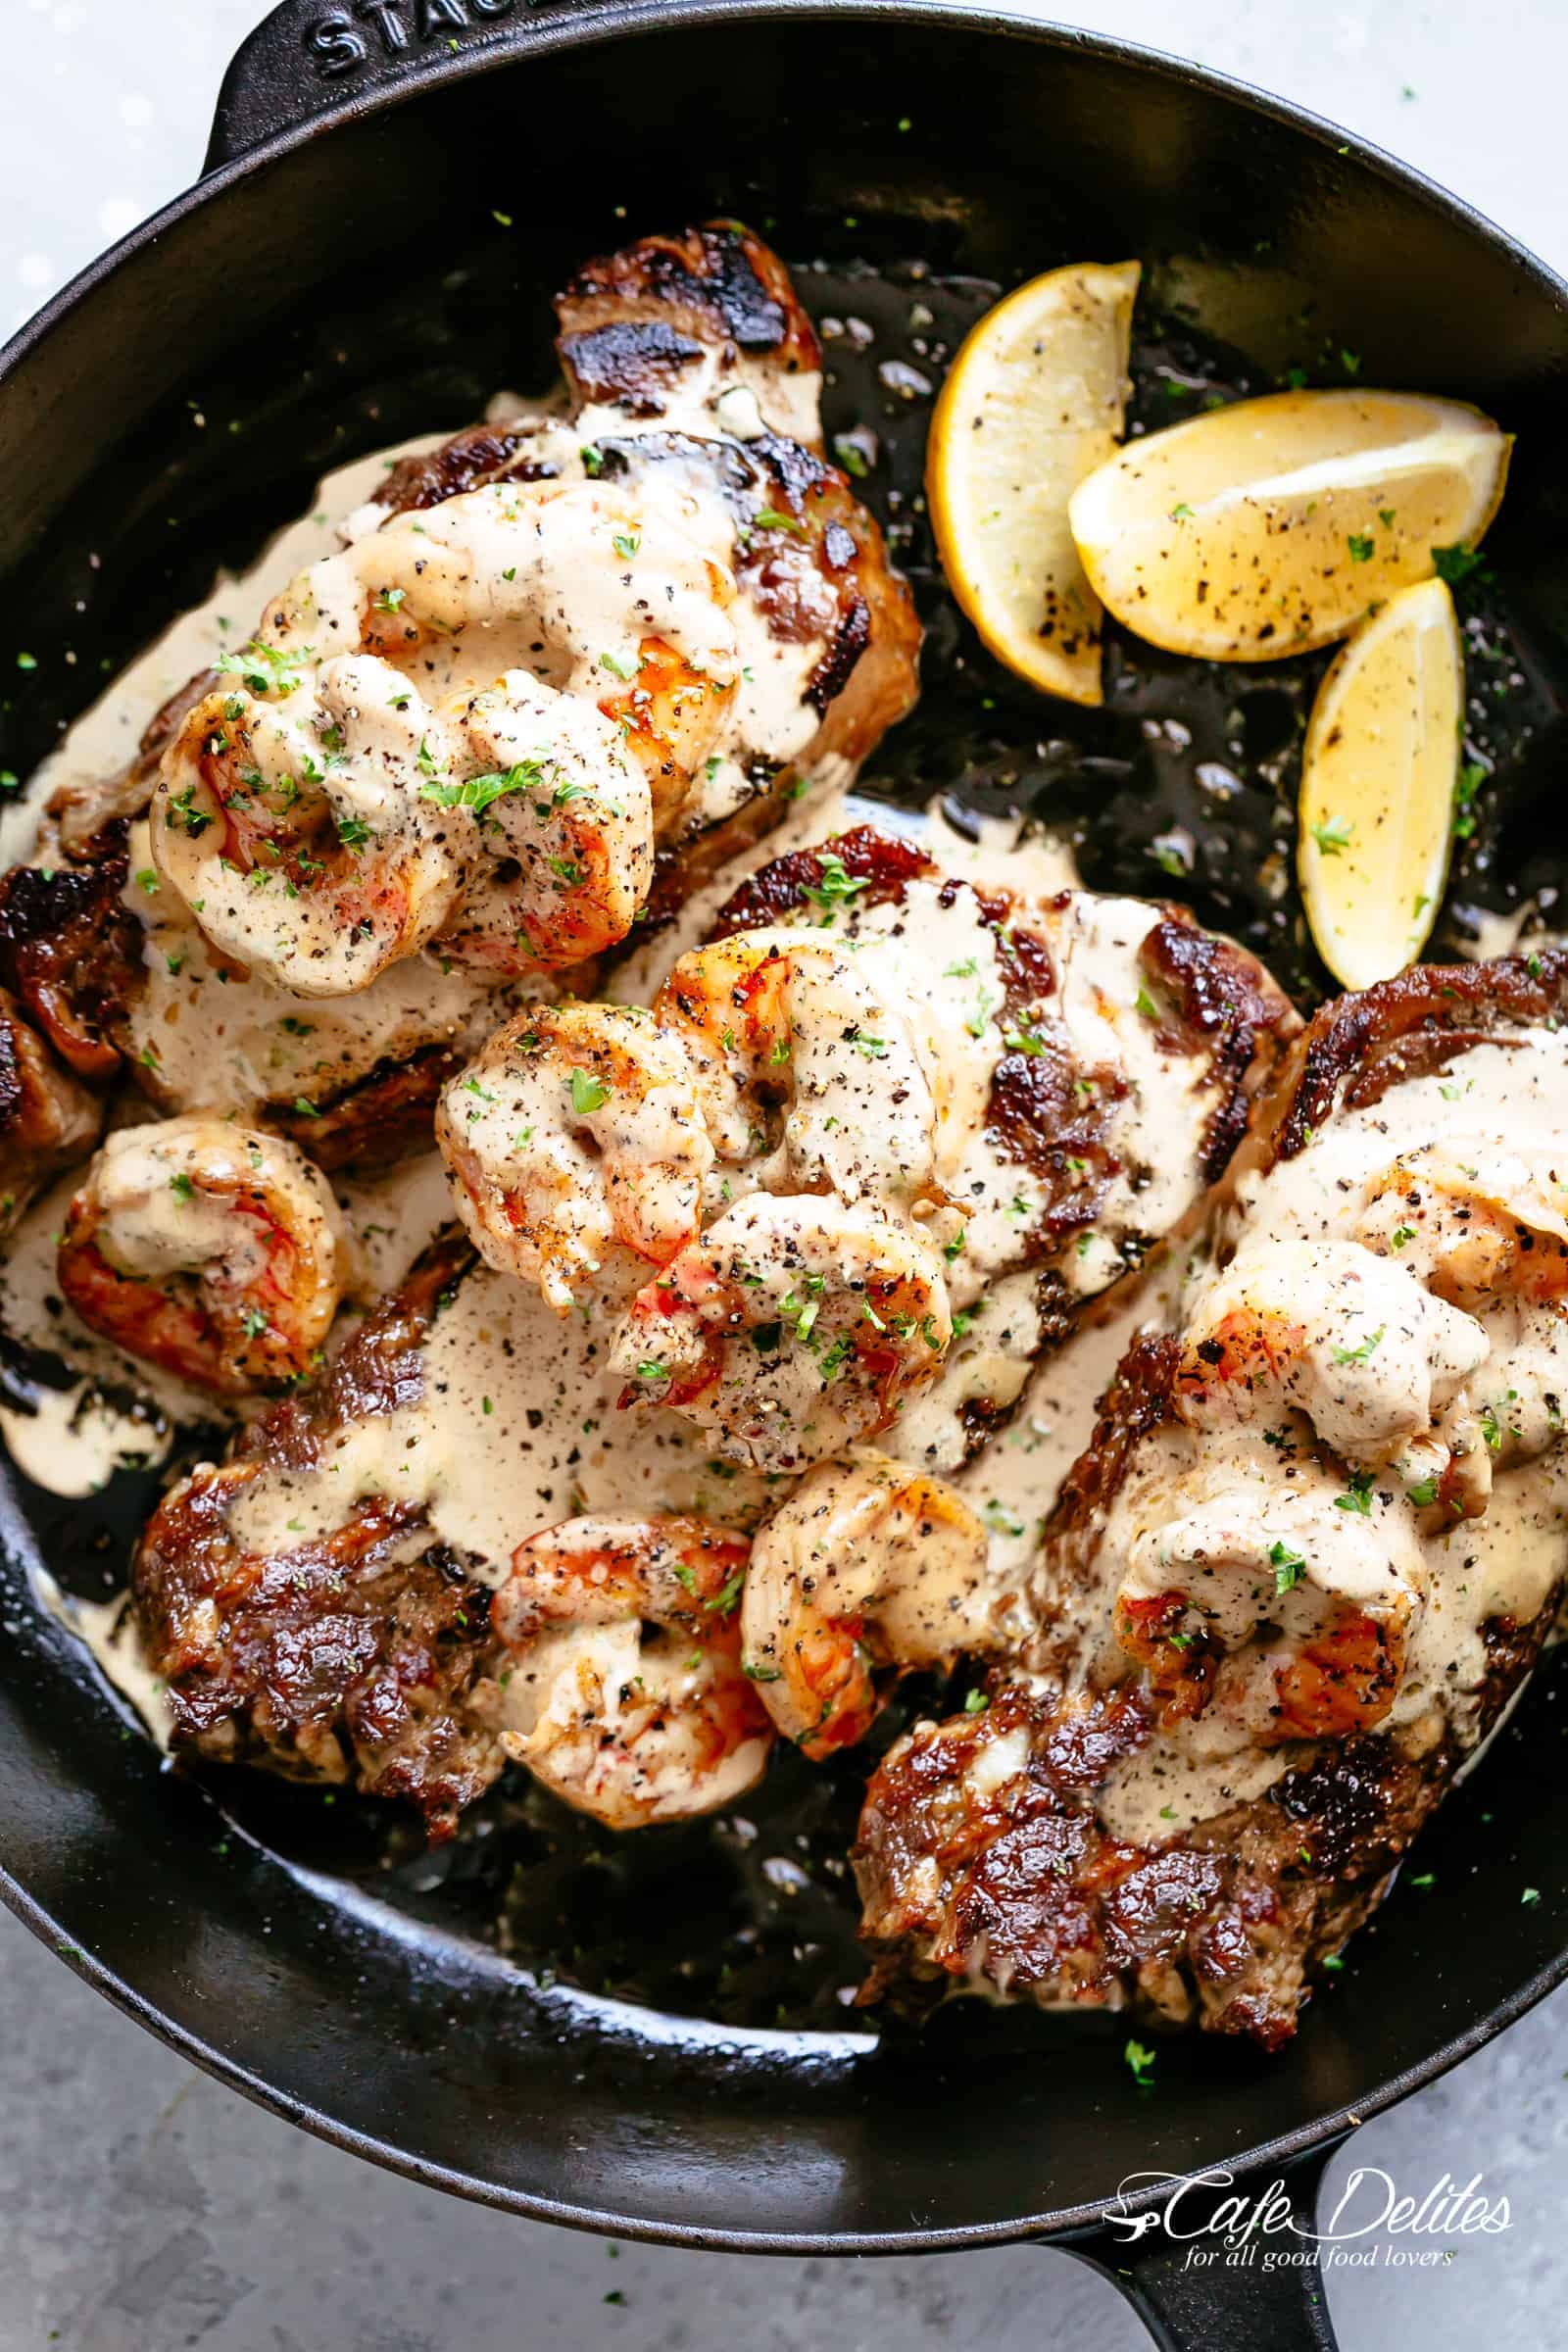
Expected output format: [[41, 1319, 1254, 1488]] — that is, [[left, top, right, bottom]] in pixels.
[[3, 7, 1568, 2346]]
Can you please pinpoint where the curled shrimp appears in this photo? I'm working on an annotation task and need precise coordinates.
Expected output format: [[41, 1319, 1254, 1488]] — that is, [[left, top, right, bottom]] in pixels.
[[428, 674, 650, 972], [1267, 1610, 1408, 1741], [612, 1192, 952, 1473], [435, 1003, 711, 1311], [489, 1514, 773, 1829], [152, 480, 742, 993], [1113, 1478, 1422, 1740], [57, 1117, 349, 1396], [1175, 1238, 1487, 1463], [1360, 1146, 1568, 1307], [153, 656, 462, 996], [742, 1451, 995, 1758], [653, 928, 939, 1209]]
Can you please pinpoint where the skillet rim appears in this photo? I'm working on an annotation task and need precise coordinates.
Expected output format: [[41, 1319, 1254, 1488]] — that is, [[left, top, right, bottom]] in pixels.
[[1, 0, 1567, 2254]]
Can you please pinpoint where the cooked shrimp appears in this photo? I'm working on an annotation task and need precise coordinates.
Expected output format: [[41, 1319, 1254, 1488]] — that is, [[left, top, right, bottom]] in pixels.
[[742, 1451, 996, 1758], [1359, 1145, 1568, 1307], [152, 480, 742, 993], [290, 475, 739, 834], [489, 1514, 773, 1828], [1267, 1610, 1409, 1741], [654, 928, 940, 1209], [435, 1003, 711, 1310], [429, 675, 650, 972], [153, 657, 462, 996], [612, 1193, 952, 1472], [1175, 1238, 1488, 1463], [57, 1118, 349, 1396], [1112, 1468, 1424, 1740]]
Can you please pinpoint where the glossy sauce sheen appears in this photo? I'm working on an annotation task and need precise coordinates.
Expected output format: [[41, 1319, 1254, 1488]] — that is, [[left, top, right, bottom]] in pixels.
[[8, 258, 1563, 2030]]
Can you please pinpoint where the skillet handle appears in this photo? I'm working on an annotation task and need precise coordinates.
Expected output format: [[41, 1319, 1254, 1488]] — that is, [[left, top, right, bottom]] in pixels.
[[1055, 2141, 1342, 2351], [204, 0, 591, 172]]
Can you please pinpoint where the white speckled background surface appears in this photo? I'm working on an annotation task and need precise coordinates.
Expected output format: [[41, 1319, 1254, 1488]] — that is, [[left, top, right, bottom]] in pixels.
[[3, 5, 1567, 2346]]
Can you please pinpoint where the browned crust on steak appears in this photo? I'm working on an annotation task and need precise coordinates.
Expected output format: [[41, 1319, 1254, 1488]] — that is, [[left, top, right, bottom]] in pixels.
[[593, 429, 920, 776], [0, 831, 142, 1083], [271, 1042, 465, 1173], [374, 422, 564, 516], [0, 989, 103, 1234], [710, 824, 938, 934], [857, 956, 1568, 2048], [132, 1234, 501, 1837], [857, 1599, 1554, 2049], [556, 221, 821, 426], [1263, 947, 1568, 1166], [710, 832, 1295, 1266]]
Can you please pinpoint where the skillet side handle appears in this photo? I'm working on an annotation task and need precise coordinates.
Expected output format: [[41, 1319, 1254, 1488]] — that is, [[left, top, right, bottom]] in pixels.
[[203, 0, 590, 172], [1054, 2140, 1343, 2352]]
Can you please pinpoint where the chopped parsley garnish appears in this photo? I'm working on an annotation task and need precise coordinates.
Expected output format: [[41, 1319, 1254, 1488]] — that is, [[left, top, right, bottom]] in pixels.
[[1432, 541, 1481, 584], [335, 813, 372, 850], [568, 1068, 610, 1115], [1453, 760, 1486, 841], [169, 1171, 195, 1203], [373, 586, 407, 612], [612, 531, 641, 560], [1335, 1468, 1375, 1516], [1270, 1540, 1306, 1595], [216, 640, 305, 697], [1135, 987, 1158, 1019], [291, 1096, 320, 1118], [1348, 533, 1375, 564], [754, 507, 806, 535], [240, 1306, 270, 1340], [1003, 1020, 1047, 1056], [962, 1689, 990, 1715], [983, 1499, 1025, 1539], [1124, 2037, 1156, 2087], [418, 760, 542, 817], [1390, 1224, 1416, 1250], [802, 853, 868, 913], [1406, 1474, 1441, 1507], [134, 867, 159, 896], [1331, 1323, 1385, 1367], [169, 784, 211, 838], [1310, 814, 1354, 856], [599, 648, 639, 682]]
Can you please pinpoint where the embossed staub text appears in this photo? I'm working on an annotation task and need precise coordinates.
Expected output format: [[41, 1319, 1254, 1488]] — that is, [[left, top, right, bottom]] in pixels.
[[306, 0, 521, 78]]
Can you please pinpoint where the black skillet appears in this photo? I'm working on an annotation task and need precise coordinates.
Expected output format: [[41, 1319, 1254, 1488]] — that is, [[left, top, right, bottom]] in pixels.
[[2, 6, 1567, 2346]]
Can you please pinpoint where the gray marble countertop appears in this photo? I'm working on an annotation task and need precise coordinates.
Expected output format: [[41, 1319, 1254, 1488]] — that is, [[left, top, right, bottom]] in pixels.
[[3, 6, 1566, 2346]]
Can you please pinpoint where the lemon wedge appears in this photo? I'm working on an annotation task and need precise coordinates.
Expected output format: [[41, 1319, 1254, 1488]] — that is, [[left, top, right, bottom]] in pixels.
[[928, 260, 1140, 706], [1068, 389, 1509, 662], [1298, 577, 1463, 990]]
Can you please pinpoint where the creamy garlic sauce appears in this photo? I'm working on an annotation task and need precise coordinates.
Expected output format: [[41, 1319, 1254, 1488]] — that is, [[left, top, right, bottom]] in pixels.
[[35, 1578, 175, 1748], [954, 1245, 1195, 1594], [226, 1256, 776, 1581], [13, 431, 455, 868], [1, 366, 1278, 1819], [1074, 1030, 1568, 1843], [122, 817, 531, 1120]]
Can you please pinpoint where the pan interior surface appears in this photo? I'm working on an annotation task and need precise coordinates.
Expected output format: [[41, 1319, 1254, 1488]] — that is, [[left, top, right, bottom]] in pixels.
[[3, 10, 1568, 2245]]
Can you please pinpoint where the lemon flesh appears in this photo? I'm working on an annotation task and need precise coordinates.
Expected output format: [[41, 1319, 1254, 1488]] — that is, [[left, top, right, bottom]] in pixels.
[[928, 261, 1140, 706], [1069, 389, 1509, 662], [1298, 577, 1463, 991]]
